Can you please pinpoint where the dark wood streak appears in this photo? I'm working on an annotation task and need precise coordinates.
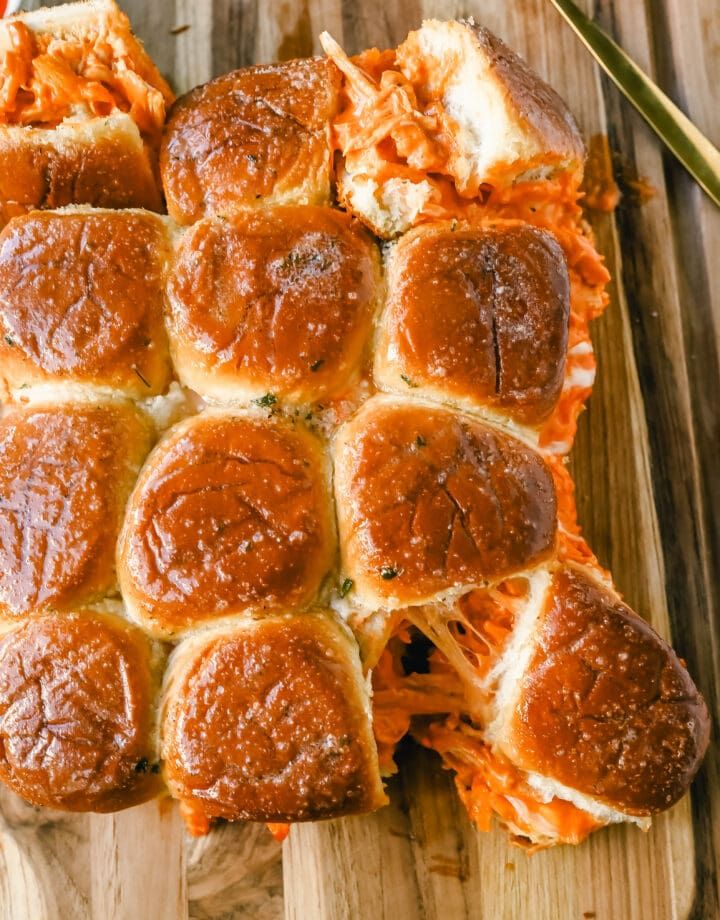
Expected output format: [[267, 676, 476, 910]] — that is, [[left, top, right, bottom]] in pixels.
[[593, 1, 720, 916]]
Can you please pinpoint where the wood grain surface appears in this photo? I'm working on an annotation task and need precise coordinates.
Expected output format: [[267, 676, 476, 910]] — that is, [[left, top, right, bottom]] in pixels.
[[2, 1, 718, 918]]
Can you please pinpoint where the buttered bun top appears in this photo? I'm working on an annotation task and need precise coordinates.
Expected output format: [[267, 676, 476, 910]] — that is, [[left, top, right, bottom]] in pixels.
[[166, 206, 380, 404], [502, 567, 710, 816], [161, 58, 340, 224], [376, 221, 570, 425], [334, 398, 557, 609], [0, 610, 163, 811], [0, 402, 153, 620], [0, 209, 172, 398], [162, 612, 386, 822], [118, 412, 335, 638]]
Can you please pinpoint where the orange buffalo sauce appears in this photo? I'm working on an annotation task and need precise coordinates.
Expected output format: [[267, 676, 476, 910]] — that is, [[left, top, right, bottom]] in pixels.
[[0, 19, 171, 139], [419, 721, 601, 849]]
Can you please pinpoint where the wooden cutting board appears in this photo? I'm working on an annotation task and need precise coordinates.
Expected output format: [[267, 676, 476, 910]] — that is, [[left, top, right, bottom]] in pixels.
[[1, 1, 718, 918]]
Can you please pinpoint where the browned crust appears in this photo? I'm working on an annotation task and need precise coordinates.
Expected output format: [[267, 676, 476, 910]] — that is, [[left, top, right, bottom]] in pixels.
[[161, 612, 386, 822], [462, 20, 585, 167], [507, 566, 710, 815], [160, 58, 340, 224], [166, 206, 380, 403], [0, 209, 172, 396], [0, 403, 153, 619], [334, 399, 557, 606], [118, 413, 335, 637], [378, 220, 570, 424], [0, 125, 163, 227], [0, 610, 163, 812]]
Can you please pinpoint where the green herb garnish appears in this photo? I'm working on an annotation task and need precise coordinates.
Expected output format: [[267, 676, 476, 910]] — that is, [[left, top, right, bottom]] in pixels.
[[254, 393, 277, 408], [339, 577, 354, 598]]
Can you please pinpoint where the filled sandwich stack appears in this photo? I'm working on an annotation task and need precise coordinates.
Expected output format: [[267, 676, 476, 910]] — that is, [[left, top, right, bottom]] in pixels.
[[0, 1, 708, 851]]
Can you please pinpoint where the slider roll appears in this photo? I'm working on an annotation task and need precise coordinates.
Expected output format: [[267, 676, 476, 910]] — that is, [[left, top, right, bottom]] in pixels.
[[0, 1, 173, 224], [166, 206, 380, 405], [334, 397, 557, 609], [161, 611, 387, 823], [161, 58, 340, 224], [0, 610, 164, 812], [118, 412, 336, 639], [376, 221, 570, 426], [501, 566, 710, 816], [0, 403, 153, 620], [0, 208, 173, 399]]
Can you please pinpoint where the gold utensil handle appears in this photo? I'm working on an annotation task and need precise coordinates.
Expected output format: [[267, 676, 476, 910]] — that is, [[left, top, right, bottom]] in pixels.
[[549, 0, 720, 207]]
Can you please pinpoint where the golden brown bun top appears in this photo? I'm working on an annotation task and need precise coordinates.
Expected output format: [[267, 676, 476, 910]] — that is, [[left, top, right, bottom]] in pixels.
[[0, 403, 152, 618], [162, 613, 386, 822], [508, 567, 710, 815], [0, 610, 162, 812], [118, 413, 334, 636], [160, 58, 340, 224], [167, 206, 379, 401], [0, 119, 164, 228], [379, 221, 570, 424], [0, 209, 171, 394], [334, 399, 557, 606]]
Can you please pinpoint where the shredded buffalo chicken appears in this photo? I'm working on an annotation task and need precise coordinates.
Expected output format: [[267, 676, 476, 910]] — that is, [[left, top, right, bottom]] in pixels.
[[0, 19, 171, 139]]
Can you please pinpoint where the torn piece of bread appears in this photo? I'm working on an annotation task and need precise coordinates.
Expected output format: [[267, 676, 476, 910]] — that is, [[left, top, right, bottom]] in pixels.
[[321, 19, 585, 238], [0, 0, 173, 222]]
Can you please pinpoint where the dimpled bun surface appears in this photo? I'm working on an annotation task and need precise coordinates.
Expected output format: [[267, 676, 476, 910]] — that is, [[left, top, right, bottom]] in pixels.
[[161, 611, 387, 822], [118, 412, 335, 638]]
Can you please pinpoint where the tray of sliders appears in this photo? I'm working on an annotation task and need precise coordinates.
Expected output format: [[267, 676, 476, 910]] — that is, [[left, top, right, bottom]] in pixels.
[[0, 2, 714, 919]]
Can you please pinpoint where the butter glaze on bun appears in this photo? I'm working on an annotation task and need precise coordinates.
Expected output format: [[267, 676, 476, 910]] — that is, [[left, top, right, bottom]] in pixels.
[[0, 208, 172, 398], [333, 397, 557, 608], [502, 566, 710, 815], [0, 610, 163, 812], [166, 207, 380, 404], [375, 221, 570, 425], [161, 58, 340, 224], [118, 412, 335, 638], [161, 611, 387, 822], [0, 403, 153, 619], [0, 116, 163, 227]]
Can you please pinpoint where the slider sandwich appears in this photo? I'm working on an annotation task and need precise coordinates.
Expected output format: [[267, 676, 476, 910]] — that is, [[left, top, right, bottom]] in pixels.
[[0, 0, 173, 225]]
